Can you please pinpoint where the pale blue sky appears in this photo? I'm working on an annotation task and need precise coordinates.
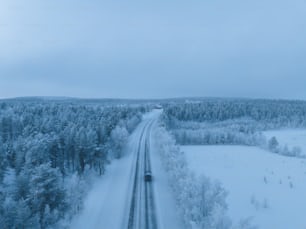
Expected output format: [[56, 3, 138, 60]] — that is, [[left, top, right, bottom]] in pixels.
[[0, 0, 306, 99]]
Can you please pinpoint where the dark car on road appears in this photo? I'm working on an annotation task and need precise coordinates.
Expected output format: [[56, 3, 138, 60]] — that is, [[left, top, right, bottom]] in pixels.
[[145, 171, 153, 182], [154, 104, 163, 109]]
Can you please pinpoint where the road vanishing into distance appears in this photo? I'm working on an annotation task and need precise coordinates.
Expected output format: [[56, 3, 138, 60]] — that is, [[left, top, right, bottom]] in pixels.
[[127, 120, 158, 229], [71, 110, 183, 229]]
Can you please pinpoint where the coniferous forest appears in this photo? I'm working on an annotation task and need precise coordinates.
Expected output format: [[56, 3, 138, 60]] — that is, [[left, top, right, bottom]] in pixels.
[[0, 99, 146, 228], [162, 99, 306, 149]]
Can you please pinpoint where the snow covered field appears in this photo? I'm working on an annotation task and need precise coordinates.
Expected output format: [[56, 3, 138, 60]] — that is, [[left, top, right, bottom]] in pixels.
[[263, 129, 306, 156], [182, 145, 306, 229]]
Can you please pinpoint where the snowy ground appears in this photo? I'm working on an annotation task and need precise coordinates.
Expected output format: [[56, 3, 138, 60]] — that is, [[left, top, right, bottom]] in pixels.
[[182, 145, 306, 229], [70, 110, 183, 229], [263, 129, 306, 156]]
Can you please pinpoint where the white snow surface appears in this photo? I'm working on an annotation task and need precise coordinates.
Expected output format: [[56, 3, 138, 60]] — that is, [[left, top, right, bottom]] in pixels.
[[183, 145, 306, 229], [70, 110, 183, 229], [263, 129, 306, 156]]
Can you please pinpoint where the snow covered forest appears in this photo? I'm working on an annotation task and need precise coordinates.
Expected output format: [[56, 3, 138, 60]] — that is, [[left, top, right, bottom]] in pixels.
[[1, 97, 306, 229], [1, 0, 305, 227], [0, 99, 146, 228], [163, 98, 306, 126], [162, 98, 306, 157]]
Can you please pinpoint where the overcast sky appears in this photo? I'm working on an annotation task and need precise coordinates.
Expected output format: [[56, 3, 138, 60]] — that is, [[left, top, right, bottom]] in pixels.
[[0, 0, 306, 99]]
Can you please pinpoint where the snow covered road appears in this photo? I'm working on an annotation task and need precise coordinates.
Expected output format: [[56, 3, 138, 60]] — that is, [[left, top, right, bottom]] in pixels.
[[127, 120, 158, 229], [70, 110, 182, 229]]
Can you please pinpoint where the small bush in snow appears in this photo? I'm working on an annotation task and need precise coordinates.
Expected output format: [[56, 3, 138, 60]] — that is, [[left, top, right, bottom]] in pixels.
[[233, 218, 258, 229], [250, 195, 269, 211]]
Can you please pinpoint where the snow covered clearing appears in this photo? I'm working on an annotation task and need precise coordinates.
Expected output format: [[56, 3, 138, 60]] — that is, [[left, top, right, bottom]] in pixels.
[[183, 145, 306, 229], [263, 129, 306, 156]]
